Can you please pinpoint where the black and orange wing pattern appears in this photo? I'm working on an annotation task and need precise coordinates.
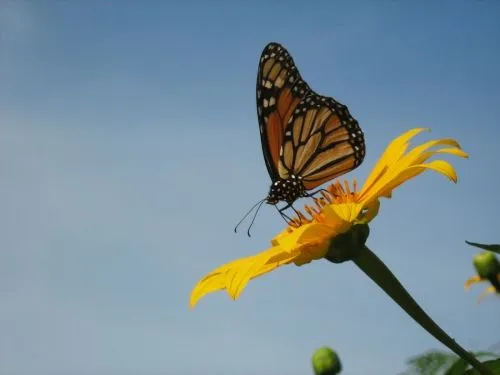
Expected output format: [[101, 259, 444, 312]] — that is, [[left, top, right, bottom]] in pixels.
[[256, 42, 310, 181], [278, 93, 365, 190], [257, 42, 365, 190]]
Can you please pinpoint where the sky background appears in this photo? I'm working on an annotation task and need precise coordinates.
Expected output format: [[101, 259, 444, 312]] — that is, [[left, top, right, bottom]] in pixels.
[[1, 1, 499, 375]]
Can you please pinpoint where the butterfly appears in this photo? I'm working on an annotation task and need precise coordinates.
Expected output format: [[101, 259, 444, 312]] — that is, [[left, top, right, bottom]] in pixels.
[[235, 42, 366, 236]]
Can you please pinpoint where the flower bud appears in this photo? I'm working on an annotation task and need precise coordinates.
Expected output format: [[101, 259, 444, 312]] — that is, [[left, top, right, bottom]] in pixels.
[[311, 347, 342, 375], [473, 251, 500, 279]]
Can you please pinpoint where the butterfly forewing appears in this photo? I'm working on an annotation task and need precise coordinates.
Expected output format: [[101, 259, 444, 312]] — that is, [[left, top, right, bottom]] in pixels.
[[257, 42, 310, 181], [278, 93, 365, 190]]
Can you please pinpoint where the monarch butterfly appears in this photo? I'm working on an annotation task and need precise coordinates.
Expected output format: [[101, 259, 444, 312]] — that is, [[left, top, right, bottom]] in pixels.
[[235, 42, 366, 236]]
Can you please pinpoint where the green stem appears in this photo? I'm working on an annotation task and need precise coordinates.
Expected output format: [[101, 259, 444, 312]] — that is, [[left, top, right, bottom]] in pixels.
[[353, 245, 493, 375]]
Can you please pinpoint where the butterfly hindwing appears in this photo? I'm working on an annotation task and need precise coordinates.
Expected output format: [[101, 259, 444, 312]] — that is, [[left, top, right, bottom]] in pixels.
[[278, 93, 365, 190], [257, 42, 310, 181]]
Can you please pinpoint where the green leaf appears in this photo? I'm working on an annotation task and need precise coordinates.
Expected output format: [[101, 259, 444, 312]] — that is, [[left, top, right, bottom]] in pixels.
[[399, 350, 498, 375], [463, 358, 500, 375], [417, 351, 454, 374], [466, 241, 500, 255], [400, 350, 499, 375], [401, 350, 464, 374], [442, 352, 499, 375], [445, 358, 469, 375]]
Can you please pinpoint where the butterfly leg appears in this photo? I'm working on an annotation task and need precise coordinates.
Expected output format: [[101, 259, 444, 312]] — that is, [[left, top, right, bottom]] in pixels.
[[290, 204, 303, 225], [275, 204, 294, 224], [306, 188, 329, 198], [277, 202, 303, 226]]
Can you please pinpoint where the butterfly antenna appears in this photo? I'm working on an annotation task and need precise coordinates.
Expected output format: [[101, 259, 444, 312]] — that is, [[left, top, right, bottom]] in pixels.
[[246, 199, 267, 237], [234, 198, 266, 234]]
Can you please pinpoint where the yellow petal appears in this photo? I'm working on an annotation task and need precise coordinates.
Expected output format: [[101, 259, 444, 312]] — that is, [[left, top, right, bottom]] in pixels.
[[292, 240, 330, 266], [374, 160, 455, 199], [189, 244, 309, 308], [433, 147, 469, 159], [362, 128, 429, 194], [227, 246, 283, 299], [385, 140, 457, 179], [190, 264, 235, 308], [358, 199, 380, 223], [271, 227, 293, 246], [326, 202, 364, 224], [397, 138, 461, 168], [464, 275, 483, 291], [411, 145, 468, 167], [364, 159, 458, 201], [362, 139, 460, 200], [408, 160, 458, 183], [477, 286, 497, 303], [251, 247, 304, 277], [273, 222, 333, 250]]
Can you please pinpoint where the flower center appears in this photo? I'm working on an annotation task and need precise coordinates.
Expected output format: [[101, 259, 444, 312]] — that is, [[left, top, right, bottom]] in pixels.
[[289, 179, 359, 228]]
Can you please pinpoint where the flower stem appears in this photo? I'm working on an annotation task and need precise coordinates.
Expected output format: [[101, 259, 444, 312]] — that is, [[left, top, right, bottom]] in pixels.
[[353, 245, 493, 375]]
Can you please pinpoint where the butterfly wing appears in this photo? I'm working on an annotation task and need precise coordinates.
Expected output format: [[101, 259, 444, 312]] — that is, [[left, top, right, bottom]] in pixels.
[[257, 42, 310, 181], [278, 93, 365, 190]]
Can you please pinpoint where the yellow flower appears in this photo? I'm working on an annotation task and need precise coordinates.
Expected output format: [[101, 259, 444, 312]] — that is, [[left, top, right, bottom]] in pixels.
[[190, 128, 468, 308], [464, 251, 500, 303]]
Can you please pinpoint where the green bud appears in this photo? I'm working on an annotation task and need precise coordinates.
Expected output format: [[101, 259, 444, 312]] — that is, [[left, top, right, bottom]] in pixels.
[[473, 251, 500, 279], [312, 347, 342, 375], [325, 223, 370, 264]]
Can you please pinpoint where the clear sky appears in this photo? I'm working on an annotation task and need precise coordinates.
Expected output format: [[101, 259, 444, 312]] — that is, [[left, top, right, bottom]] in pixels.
[[1, 2, 499, 375]]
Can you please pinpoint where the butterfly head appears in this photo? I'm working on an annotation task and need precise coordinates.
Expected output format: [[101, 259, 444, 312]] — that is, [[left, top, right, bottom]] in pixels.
[[266, 175, 306, 205]]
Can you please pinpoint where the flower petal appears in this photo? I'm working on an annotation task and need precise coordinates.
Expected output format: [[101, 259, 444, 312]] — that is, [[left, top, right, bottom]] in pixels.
[[385, 139, 461, 181], [362, 128, 429, 194], [411, 149, 467, 168], [374, 160, 458, 198], [408, 160, 459, 182], [273, 222, 333, 249], [227, 247, 283, 299], [398, 138, 462, 168], [325, 203, 364, 224], [359, 134, 463, 203], [464, 275, 484, 291], [189, 245, 309, 308], [251, 247, 303, 277], [477, 286, 497, 303], [433, 147, 469, 158], [190, 263, 235, 308], [358, 199, 380, 223], [271, 227, 293, 247]]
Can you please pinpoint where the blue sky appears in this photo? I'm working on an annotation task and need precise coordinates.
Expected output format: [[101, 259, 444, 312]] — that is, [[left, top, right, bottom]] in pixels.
[[1, 1, 499, 374]]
